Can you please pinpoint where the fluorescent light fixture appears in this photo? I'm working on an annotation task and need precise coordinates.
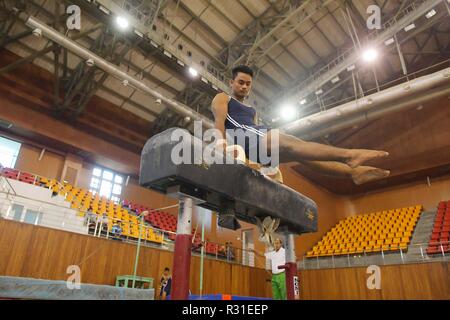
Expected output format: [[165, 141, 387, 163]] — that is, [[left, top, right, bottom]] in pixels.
[[300, 99, 307, 105], [188, 67, 198, 77], [280, 105, 296, 121], [347, 65, 356, 71], [362, 48, 378, 63], [425, 9, 436, 19], [98, 5, 110, 15], [134, 29, 144, 38], [150, 40, 158, 48], [404, 23, 415, 32], [315, 89, 323, 95], [163, 50, 172, 58], [212, 85, 218, 91], [331, 76, 340, 84], [384, 38, 394, 46], [116, 16, 129, 29], [201, 77, 208, 84], [177, 60, 185, 67]]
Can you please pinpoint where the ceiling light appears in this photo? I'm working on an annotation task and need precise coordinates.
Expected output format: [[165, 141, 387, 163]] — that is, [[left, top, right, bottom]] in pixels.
[[384, 38, 394, 46], [116, 16, 129, 30], [189, 67, 198, 77], [98, 5, 111, 15], [280, 105, 296, 121], [300, 99, 307, 105], [347, 65, 356, 71], [134, 29, 144, 38], [362, 48, 378, 63], [315, 89, 323, 95], [404, 23, 415, 32], [331, 76, 340, 84], [425, 9, 436, 19]]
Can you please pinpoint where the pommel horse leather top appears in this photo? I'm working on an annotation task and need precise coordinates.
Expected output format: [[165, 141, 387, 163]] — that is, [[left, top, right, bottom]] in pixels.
[[139, 128, 318, 235]]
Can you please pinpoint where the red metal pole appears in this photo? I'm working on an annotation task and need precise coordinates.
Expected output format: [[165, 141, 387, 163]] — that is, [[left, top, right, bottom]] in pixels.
[[171, 197, 193, 300]]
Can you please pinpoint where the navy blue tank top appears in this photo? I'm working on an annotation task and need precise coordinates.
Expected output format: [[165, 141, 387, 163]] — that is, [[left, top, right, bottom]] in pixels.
[[224, 96, 257, 130]]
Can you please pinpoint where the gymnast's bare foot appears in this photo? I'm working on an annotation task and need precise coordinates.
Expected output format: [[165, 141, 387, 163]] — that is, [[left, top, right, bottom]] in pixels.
[[351, 166, 390, 185], [346, 149, 389, 168]]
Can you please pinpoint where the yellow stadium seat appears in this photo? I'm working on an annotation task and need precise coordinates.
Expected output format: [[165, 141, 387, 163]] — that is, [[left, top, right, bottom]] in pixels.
[[390, 244, 399, 251], [401, 237, 410, 244]]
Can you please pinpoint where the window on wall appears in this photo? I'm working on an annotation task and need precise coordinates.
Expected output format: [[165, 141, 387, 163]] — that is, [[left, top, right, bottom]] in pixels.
[[89, 167, 123, 203], [0, 136, 21, 168]]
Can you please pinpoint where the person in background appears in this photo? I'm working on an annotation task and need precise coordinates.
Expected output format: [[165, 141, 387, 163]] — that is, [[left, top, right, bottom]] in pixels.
[[225, 241, 235, 261], [159, 267, 172, 300], [252, 238, 287, 300], [111, 221, 122, 241]]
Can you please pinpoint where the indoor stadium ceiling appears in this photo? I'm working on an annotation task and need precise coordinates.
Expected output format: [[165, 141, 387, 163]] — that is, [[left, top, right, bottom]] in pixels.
[[1, 0, 449, 133]]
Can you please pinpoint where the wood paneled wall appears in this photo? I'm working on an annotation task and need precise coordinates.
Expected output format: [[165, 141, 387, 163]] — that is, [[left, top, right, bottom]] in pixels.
[[2, 219, 448, 299], [300, 262, 449, 300], [0, 219, 271, 298]]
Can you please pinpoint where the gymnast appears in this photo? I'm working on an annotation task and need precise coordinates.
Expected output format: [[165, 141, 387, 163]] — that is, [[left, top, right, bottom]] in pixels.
[[211, 65, 390, 185]]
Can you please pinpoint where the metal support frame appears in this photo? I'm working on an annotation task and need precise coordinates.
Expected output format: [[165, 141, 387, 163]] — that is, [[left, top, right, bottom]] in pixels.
[[56, 28, 140, 119], [275, 0, 443, 114]]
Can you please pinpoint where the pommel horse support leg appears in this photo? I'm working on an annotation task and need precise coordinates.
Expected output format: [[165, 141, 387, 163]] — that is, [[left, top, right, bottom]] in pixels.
[[278, 233, 300, 300], [171, 197, 193, 300]]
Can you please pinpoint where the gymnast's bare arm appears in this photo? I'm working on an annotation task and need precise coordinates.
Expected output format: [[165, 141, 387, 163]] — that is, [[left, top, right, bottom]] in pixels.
[[211, 92, 229, 150]]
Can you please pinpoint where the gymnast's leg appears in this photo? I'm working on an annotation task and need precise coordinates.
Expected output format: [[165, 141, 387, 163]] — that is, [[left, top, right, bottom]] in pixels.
[[263, 129, 389, 169]]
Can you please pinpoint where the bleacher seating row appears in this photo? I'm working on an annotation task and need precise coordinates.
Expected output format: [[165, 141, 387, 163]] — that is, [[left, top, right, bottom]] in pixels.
[[427, 200, 450, 254], [0, 167, 223, 256], [306, 206, 422, 257]]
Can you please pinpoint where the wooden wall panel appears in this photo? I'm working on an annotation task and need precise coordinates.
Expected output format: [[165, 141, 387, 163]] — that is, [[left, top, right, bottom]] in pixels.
[[1, 219, 448, 299], [300, 263, 449, 300], [0, 219, 270, 298]]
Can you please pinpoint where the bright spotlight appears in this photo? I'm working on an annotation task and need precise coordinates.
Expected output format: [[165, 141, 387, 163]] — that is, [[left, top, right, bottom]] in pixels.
[[188, 67, 198, 77], [280, 105, 296, 121], [116, 16, 129, 30], [362, 48, 378, 63]]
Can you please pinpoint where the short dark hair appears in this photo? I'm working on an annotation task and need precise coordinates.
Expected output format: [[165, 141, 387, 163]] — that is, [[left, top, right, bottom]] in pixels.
[[164, 267, 170, 272], [232, 65, 254, 79]]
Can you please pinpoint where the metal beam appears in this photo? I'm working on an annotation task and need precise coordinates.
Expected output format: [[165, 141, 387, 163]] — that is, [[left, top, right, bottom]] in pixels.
[[0, 21, 103, 75], [274, 0, 443, 113], [20, 13, 215, 128]]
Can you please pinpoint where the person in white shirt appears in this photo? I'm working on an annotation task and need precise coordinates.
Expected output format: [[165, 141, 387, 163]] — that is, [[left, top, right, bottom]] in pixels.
[[263, 238, 287, 300]]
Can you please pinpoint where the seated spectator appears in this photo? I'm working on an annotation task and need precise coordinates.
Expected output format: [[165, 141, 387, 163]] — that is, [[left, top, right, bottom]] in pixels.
[[101, 213, 109, 232], [225, 242, 235, 261], [218, 244, 226, 256], [111, 222, 122, 241]]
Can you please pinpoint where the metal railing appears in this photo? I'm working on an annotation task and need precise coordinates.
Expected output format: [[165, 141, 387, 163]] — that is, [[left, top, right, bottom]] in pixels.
[[84, 212, 259, 267], [299, 241, 450, 270], [0, 170, 260, 268]]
